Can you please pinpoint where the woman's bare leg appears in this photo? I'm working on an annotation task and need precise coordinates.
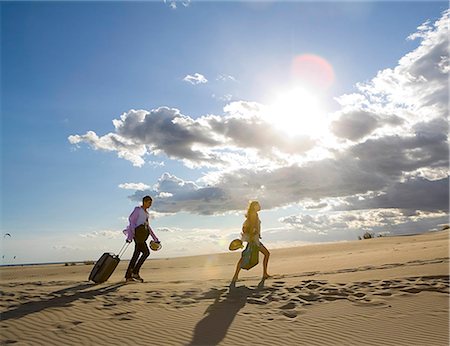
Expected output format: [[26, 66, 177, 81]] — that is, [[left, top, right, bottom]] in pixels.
[[231, 257, 243, 283], [259, 244, 270, 279]]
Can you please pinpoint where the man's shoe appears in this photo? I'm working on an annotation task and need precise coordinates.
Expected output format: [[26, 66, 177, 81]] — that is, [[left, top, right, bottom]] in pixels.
[[125, 277, 135, 282], [132, 273, 144, 282]]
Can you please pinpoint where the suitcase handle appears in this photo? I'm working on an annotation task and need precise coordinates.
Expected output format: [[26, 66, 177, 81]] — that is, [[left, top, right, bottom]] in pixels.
[[117, 242, 130, 258]]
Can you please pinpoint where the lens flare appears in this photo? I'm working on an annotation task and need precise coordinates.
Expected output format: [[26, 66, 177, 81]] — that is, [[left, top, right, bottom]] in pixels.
[[291, 54, 335, 90]]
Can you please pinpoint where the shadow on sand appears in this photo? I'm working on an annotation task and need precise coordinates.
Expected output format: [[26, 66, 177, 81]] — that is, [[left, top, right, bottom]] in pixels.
[[189, 279, 267, 346], [1, 282, 126, 322]]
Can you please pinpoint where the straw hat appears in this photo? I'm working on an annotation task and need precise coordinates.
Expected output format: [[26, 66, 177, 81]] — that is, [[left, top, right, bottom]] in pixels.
[[229, 239, 244, 251], [150, 240, 162, 251]]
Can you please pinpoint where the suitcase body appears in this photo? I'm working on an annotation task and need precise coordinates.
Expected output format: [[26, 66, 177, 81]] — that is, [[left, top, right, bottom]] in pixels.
[[89, 252, 120, 283]]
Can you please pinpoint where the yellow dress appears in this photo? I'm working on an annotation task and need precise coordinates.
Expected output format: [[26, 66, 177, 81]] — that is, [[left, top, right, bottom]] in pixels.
[[240, 216, 261, 246]]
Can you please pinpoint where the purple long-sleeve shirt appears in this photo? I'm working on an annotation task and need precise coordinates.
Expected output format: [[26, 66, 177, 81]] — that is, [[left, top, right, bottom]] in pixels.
[[123, 206, 159, 243]]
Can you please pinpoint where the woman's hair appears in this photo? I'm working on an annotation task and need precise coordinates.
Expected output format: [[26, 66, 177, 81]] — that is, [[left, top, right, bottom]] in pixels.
[[142, 195, 153, 203], [245, 200, 260, 217]]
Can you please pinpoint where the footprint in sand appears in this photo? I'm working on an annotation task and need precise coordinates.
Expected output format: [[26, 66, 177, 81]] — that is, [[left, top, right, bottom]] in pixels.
[[273, 281, 286, 288], [305, 282, 323, 290], [114, 311, 134, 317], [277, 300, 299, 319], [374, 291, 392, 296], [400, 287, 423, 294], [247, 298, 268, 305], [353, 292, 366, 299], [122, 297, 140, 302], [322, 295, 345, 301], [118, 317, 133, 321], [280, 301, 296, 310], [303, 271, 319, 277], [282, 310, 298, 318], [320, 288, 349, 301], [172, 298, 196, 306], [297, 293, 320, 302], [54, 321, 82, 331]]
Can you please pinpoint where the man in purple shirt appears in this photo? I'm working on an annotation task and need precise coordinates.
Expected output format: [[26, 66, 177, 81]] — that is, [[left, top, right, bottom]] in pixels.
[[123, 195, 160, 282]]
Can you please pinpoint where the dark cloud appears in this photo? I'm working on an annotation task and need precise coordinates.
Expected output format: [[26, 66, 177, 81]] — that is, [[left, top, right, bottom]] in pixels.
[[70, 105, 317, 168], [126, 114, 448, 214], [207, 114, 316, 155], [331, 111, 378, 141], [348, 118, 448, 179], [127, 173, 231, 215], [115, 108, 222, 164], [334, 177, 449, 214], [331, 110, 405, 141]]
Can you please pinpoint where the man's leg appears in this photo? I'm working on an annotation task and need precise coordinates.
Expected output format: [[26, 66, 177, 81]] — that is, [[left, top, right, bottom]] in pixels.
[[133, 242, 150, 277], [125, 243, 141, 279]]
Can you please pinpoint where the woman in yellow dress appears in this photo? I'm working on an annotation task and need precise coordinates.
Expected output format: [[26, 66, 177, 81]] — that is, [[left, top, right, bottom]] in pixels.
[[231, 200, 271, 285]]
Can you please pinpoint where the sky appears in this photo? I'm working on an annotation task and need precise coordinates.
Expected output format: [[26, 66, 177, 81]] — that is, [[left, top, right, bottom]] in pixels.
[[1, 0, 449, 265]]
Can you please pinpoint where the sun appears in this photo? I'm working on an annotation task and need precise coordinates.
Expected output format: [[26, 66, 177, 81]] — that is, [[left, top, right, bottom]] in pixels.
[[266, 87, 328, 138]]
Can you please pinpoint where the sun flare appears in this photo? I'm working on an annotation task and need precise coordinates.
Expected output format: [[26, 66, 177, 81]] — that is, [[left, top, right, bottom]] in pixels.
[[267, 87, 328, 137]]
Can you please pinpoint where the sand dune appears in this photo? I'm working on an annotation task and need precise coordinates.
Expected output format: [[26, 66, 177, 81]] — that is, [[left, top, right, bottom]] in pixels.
[[1, 230, 448, 345]]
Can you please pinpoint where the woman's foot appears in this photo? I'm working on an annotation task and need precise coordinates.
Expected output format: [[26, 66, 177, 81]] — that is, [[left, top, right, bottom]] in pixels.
[[262, 273, 271, 280]]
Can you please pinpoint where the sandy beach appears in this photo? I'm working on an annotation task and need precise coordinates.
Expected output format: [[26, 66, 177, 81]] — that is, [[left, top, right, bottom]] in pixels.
[[1, 230, 448, 346]]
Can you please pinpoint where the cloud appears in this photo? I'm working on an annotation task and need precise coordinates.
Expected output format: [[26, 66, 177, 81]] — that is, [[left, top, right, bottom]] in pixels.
[[183, 73, 208, 85], [127, 172, 230, 215], [53, 245, 79, 251], [212, 93, 233, 102], [279, 208, 448, 237], [69, 104, 317, 168], [332, 10, 448, 145], [125, 153, 390, 215], [334, 177, 449, 214], [69, 11, 449, 233], [68, 130, 147, 167], [216, 74, 237, 82], [156, 227, 182, 233], [330, 110, 404, 141], [164, 0, 191, 10], [80, 230, 122, 239], [345, 117, 448, 179], [118, 183, 151, 191]]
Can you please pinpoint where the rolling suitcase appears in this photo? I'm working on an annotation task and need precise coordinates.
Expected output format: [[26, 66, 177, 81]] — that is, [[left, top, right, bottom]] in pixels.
[[89, 243, 129, 283]]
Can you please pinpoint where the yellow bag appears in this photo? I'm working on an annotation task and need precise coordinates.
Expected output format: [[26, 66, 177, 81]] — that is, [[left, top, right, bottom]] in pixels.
[[241, 242, 259, 270]]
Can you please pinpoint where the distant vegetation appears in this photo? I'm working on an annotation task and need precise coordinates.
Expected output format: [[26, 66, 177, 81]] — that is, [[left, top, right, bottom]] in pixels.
[[358, 232, 385, 240], [358, 225, 450, 240], [64, 260, 95, 266]]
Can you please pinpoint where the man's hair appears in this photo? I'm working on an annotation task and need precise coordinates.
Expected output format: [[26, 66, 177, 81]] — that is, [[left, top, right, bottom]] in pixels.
[[142, 195, 153, 203]]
